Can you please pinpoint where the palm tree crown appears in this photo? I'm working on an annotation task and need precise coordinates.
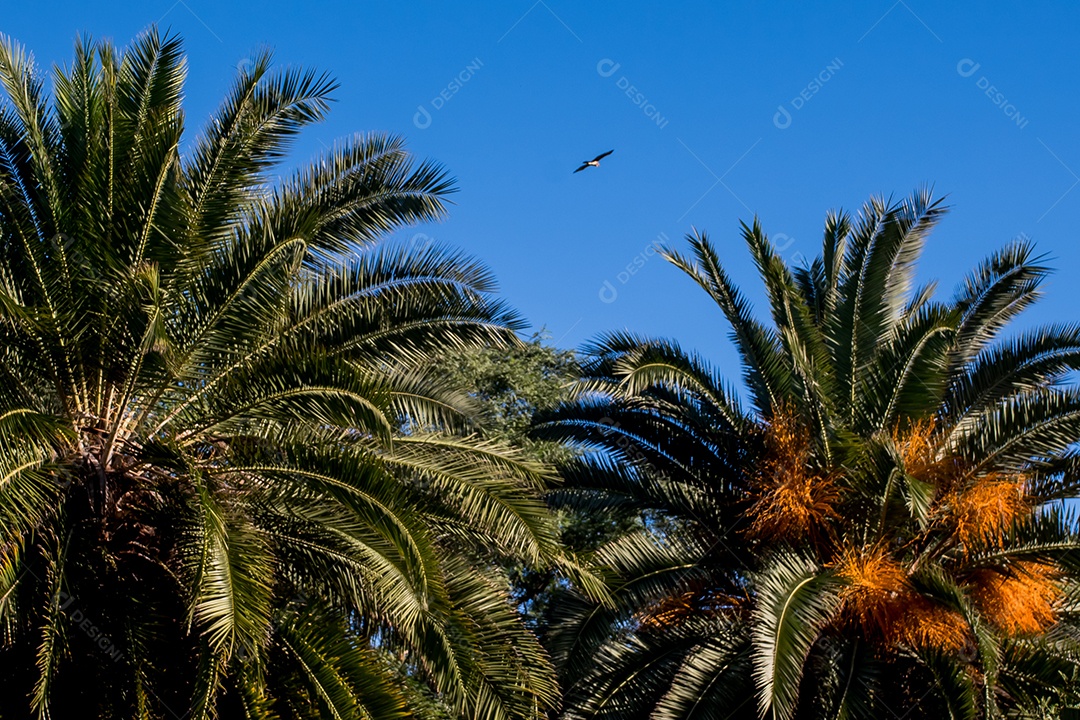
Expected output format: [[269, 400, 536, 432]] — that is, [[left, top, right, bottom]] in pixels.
[[540, 189, 1080, 719], [0, 28, 576, 719]]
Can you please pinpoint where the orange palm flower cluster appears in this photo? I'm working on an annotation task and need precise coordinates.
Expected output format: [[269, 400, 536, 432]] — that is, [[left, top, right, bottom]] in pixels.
[[968, 562, 1060, 636], [742, 417, 1056, 656], [893, 420, 1031, 547], [836, 548, 908, 632], [894, 419, 944, 483], [745, 408, 837, 546], [890, 598, 971, 653], [944, 475, 1029, 548], [889, 422, 1055, 640], [836, 548, 969, 652]]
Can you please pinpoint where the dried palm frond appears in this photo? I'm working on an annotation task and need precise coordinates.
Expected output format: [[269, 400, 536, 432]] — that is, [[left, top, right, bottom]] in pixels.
[[635, 586, 740, 629]]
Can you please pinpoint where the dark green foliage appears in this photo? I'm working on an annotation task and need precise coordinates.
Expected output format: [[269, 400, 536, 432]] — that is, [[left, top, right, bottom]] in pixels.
[[435, 331, 579, 464], [435, 334, 633, 630]]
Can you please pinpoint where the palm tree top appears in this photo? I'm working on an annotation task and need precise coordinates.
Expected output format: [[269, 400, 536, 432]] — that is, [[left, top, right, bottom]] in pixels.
[[539, 188, 1080, 719], [0, 26, 583, 719]]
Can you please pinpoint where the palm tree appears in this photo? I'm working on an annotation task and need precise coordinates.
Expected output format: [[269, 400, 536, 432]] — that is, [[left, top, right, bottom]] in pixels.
[[0, 28, 582, 719], [538, 189, 1080, 719]]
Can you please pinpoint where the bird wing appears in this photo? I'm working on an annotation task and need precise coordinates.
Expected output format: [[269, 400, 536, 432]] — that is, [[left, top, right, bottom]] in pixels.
[[592, 149, 614, 162], [573, 163, 590, 173]]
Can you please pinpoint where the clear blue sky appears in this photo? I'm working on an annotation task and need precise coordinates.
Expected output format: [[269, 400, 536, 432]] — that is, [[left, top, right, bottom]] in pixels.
[[6, 2, 1080, 374]]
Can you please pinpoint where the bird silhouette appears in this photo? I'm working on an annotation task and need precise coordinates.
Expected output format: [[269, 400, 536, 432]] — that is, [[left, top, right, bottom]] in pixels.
[[573, 149, 614, 173]]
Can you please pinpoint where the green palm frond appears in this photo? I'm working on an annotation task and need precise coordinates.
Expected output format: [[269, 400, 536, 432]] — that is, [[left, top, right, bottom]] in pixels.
[[943, 323, 1080, 436], [951, 240, 1049, 367], [829, 190, 947, 422], [662, 230, 793, 415], [750, 553, 843, 720], [652, 621, 755, 720]]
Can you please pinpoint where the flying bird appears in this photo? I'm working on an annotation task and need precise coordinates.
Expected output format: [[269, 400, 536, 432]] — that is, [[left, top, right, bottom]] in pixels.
[[573, 149, 614, 173]]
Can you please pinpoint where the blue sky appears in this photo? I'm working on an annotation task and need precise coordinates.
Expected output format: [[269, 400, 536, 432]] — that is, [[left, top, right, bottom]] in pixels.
[[6, 2, 1080, 375]]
